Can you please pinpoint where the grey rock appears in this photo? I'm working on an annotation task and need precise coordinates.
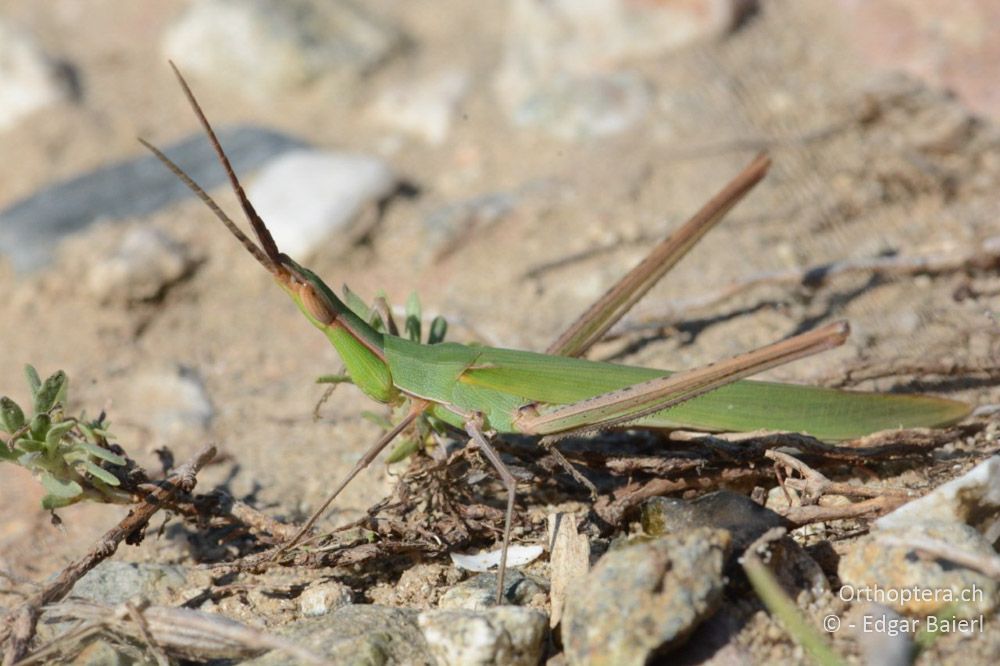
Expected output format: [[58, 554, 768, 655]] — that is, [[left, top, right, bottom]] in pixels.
[[876, 456, 1000, 541], [562, 528, 730, 666], [418, 606, 548, 666], [839, 521, 998, 616], [299, 580, 354, 617], [247, 149, 397, 258], [642, 491, 789, 554], [84, 227, 196, 304], [438, 571, 549, 611], [0, 126, 306, 272], [0, 20, 73, 131], [246, 604, 435, 665], [71, 561, 194, 606], [163, 0, 408, 98]]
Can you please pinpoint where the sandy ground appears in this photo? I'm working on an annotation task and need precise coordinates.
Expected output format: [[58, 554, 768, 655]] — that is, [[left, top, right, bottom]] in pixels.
[[1, 0, 998, 662]]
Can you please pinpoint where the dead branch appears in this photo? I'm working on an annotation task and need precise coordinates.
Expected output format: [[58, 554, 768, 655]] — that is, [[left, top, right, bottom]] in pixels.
[[1, 445, 216, 665], [24, 598, 330, 665], [765, 450, 915, 501], [780, 495, 907, 525]]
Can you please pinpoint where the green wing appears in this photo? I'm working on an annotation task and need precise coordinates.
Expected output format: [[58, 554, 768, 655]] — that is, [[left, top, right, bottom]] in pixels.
[[386, 338, 970, 441]]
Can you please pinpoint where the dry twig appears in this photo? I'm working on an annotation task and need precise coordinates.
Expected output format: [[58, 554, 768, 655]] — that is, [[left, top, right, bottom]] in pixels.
[[0, 445, 216, 665]]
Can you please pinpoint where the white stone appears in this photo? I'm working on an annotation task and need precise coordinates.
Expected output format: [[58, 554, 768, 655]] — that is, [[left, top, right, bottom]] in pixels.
[[247, 150, 396, 258], [876, 456, 1000, 541], [0, 21, 71, 130], [298, 581, 353, 616], [418, 607, 547, 666], [371, 69, 469, 145]]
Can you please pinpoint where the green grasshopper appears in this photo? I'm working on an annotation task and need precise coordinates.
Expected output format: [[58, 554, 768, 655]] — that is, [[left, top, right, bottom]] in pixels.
[[143, 65, 969, 602]]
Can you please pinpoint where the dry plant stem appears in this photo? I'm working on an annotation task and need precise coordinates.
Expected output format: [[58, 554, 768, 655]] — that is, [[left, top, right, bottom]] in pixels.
[[764, 449, 913, 524], [164, 489, 299, 541], [781, 496, 907, 525], [0, 444, 216, 665], [764, 450, 915, 500], [878, 536, 1000, 579], [615, 235, 1000, 335], [25, 600, 332, 666], [124, 600, 168, 666], [740, 528, 845, 666]]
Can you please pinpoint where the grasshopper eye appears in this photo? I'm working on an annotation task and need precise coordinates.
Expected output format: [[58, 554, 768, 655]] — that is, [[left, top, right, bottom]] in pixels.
[[299, 282, 336, 325]]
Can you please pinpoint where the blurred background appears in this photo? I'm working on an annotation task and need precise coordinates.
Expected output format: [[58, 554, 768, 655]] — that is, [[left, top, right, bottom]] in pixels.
[[0, 0, 997, 582]]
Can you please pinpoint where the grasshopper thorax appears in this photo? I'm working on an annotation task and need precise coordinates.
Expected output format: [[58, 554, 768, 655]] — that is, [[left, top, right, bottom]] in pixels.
[[297, 281, 336, 325]]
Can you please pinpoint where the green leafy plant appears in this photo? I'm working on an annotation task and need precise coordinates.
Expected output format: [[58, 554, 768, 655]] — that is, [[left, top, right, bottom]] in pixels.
[[0, 365, 130, 509]]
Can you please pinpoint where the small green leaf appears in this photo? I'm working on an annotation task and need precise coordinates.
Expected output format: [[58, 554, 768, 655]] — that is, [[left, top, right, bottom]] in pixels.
[[41, 494, 80, 510], [342, 285, 372, 320], [405, 293, 422, 342], [24, 365, 41, 396], [44, 421, 76, 451], [0, 441, 17, 461], [33, 371, 68, 414], [40, 474, 83, 498], [15, 439, 46, 453], [428, 316, 448, 344], [29, 414, 51, 441], [80, 460, 121, 486], [77, 421, 97, 443], [0, 397, 25, 434], [76, 441, 126, 466]]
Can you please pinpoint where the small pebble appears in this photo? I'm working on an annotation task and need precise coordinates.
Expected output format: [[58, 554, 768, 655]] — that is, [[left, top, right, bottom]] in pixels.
[[298, 580, 353, 617], [418, 606, 547, 666], [562, 528, 730, 665], [642, 491, 789, 554], [438, 571, 548, 611]]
